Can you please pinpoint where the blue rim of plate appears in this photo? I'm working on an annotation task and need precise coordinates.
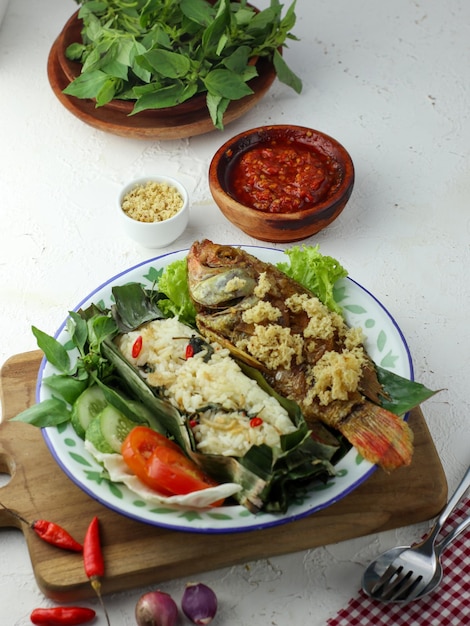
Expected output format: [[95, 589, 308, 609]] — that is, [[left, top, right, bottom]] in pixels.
[[38, 245, 413, 534]]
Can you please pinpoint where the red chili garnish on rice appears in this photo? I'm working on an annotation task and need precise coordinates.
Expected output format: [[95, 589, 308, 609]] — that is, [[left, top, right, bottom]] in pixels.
[[250, 417, 263, 428], [132, 335, 143, 358], [185, 343, 195, 359]]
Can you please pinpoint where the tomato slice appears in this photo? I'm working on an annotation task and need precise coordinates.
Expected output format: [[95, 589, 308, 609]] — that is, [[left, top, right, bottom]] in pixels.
[[121, 426, 222, 503], [146, 446, 219, 496], [121, 426, 180, 494]]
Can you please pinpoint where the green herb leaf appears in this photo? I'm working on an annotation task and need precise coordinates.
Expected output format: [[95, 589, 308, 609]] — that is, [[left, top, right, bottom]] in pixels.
[[64, 0, 302, 129], [206, 92, 230, 130], [180, 0, 214, 26], [87, 314, 118, 350], [143, 49, 192, 79], [66, 42, 86, 60], [12, 398, 71, 427], [67, 310, 89, 354], [201, 0, 231, 53], [42, 373, 89, 406], [32, 326, 71, 374], [222, 46, 252, 73], [130, 82, 196, 113], [203, 69, 254, 99], [273, 49, 302, 94], [63, 69, 112, 100]]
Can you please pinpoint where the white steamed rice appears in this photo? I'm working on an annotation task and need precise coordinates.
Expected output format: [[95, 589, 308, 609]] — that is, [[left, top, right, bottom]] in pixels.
[[115, 317, 297, 457]]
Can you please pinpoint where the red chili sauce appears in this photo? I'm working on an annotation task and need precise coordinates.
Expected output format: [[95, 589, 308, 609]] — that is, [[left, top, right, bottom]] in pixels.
[[228, 140, 341, 214]]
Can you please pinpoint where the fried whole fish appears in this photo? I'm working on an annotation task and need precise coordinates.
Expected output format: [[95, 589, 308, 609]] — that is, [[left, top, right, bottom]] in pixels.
[[187, 240, 414, 471]]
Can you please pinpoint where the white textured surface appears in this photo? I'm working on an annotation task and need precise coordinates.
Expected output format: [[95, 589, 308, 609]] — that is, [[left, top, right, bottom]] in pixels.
[[1, 0, 469, 624]]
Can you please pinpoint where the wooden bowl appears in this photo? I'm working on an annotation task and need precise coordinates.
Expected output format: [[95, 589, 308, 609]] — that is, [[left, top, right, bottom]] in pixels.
[[208, 125, 355, 243], [47, 11, 278, 140]]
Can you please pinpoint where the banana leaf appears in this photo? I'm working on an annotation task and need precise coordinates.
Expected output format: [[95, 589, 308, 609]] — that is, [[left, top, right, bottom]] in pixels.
[[375, 366, 438, 416], [111, 283, 166, 332], [101, 339, 193, 451], [100, 336, 335, 513], [97, 282, 346, 512]]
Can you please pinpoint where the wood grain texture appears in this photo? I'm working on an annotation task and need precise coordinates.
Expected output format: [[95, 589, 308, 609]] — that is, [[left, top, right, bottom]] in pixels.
[[0, 351, 447, 602]]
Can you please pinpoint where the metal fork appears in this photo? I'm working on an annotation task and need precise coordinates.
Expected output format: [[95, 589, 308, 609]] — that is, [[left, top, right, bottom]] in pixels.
[[362, 464, 470, 603]]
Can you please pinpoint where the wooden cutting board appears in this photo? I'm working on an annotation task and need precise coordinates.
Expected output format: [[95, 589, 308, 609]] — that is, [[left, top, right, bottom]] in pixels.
[[0, 351, 447, 602]]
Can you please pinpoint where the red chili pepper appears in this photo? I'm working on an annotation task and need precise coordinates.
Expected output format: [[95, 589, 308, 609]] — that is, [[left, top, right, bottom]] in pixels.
[[83, 516, 110, 626], [30, 606, 96, 625], [0, 502, 82, 552], [185, 343, 194, 359], [250, 417, 263, 428], [32, 519, 83, 552], [83, 516, 104, 580], [132, 335, 143, 358]]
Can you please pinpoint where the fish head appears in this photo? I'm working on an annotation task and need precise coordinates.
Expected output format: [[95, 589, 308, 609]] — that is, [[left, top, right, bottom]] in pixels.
[[187, 240, 257, 308]]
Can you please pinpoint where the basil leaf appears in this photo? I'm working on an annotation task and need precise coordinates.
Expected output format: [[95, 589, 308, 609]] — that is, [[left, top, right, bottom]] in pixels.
[[206, 92, 230, 130], [63, 69, 112, 100], [96, 76, 121, 106], [131, 82, 196, 113], [143, 49, 191, 79], [32, 326, 71, 374], [42, 373, 89, 406], [65, 0, 302, 129], [67, 311, 89, 354], [248, 6, 281, 34], [180, 0, 214, 26], [202, 1, 231, 52], [87, 315, 117, 349], [66, 42, 86, 60], [12, 398, 71, 427], [203, 69, 253, 99], [222, 46, 251, 73], [273, 49, 302, 94]]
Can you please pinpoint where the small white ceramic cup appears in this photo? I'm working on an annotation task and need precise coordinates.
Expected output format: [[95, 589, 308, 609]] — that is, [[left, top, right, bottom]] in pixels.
[[118, 176, 189, 248]]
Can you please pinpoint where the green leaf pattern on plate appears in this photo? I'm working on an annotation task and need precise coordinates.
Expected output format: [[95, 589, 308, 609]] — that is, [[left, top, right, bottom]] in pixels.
[[340, 282, 400, 371], [108, 482, 124, 499], [144, 266, 163, 284], [69, 452, 93, 466]]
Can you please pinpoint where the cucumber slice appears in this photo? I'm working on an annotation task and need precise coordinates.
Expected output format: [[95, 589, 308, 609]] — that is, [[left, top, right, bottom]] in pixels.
[[85, 405, 136, 454], [71, 385, 108, 439]]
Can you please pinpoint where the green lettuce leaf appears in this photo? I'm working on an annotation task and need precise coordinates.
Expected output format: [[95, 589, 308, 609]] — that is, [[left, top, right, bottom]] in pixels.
[[157, 259, 197, 326], [276, 244, 348, 313]]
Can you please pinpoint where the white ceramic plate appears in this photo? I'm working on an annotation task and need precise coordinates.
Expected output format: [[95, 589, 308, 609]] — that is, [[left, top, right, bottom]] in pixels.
[[39, 246, 413, 533]]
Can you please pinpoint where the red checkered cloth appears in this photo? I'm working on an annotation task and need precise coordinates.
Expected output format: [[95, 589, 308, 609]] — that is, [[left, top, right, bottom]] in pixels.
[[327, 497, 470, 625]]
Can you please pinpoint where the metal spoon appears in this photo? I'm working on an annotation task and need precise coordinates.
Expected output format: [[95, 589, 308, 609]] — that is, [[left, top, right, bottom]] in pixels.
[[362, 464, 470, 604]]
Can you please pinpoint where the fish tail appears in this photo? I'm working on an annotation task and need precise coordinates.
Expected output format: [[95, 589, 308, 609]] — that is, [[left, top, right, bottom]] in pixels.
[[338, 403, 414, 471]]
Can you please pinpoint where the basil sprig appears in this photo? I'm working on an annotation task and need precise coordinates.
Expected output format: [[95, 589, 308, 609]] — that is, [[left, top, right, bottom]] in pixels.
[[64, 0, 302, 129]]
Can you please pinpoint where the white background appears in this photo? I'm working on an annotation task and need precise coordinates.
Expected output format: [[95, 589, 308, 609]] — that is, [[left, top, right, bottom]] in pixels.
[[1, 1, 469, 624]]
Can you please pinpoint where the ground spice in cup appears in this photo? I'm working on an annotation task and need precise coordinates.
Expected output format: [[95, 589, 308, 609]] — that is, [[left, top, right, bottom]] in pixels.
[[121, 181, 184, 223]]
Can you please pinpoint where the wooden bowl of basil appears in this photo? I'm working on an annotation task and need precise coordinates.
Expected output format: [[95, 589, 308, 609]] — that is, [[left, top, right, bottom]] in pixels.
[[47, 2, 302, 139]]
